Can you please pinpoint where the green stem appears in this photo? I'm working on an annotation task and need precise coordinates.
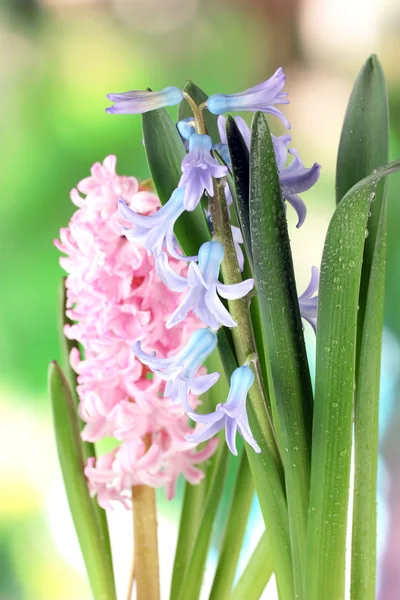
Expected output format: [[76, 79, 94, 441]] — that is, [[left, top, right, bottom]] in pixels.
[[209, 181, 294, 600], [230, 531, 273, 600], [209, 450, 254, 600]]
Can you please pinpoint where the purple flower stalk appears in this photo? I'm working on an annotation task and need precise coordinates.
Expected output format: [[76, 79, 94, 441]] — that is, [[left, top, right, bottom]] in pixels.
[[178, 134, 228, 211], [134, 328, 219, 411], [186, 365, 261, 455], [118, 188, 193, 261], [156, 241, 254, 330], [106, 86, 183, 115], [207, 68, 290, 129], [298, 266, 319, 332]]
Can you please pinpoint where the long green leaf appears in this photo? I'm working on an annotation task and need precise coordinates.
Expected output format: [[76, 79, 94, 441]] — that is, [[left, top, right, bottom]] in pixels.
[[142, 107, 211, 257], [336, 54, 389, 372], [210, 451, 254, 600], [305, 161, 400, 600], [178, 80, 220, 142], [249, 112, 313, 598], [49, 361, 116, 600], [351, 197, 387, 600], [217, 329, 293, 600], [177, 441, 229, 600], [230, 531, 273, 600]]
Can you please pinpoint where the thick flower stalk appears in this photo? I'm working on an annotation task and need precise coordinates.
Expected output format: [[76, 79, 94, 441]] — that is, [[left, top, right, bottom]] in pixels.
[[55, 155, 218, 507]]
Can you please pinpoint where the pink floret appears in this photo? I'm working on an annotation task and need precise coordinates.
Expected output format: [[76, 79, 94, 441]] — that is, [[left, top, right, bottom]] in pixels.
[[55, 155, 217, 508]]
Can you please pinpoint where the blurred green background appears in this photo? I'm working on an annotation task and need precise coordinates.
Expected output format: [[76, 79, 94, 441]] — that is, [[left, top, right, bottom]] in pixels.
[[1, 0, 400, 598]]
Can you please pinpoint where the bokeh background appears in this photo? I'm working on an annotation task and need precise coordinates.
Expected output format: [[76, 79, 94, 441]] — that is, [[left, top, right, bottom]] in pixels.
[[1, 0, 400, 598]]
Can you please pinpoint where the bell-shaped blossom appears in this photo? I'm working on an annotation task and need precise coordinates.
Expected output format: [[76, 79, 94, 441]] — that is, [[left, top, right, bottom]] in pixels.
[[186, 366, 261, 455], [217, 115, 251, 152], [178, 133, 228, 211], [298, 266, 319, 332], [156, 241, 254, 330], [207, 68, 290, 129], [118, 187, 193, 261], [217, 115, 320, 228], [134, 328, 219, 411], [177, 117, 196, 141], [106, 86, 183, 115], [279, 150, 321, 228]]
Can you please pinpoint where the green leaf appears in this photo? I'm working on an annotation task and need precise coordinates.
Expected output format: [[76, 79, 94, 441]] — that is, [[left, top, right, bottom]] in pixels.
[[178, 81, 220, 142], [49, 361, 116, 600], [226, 115, 252, 266], [142, 107, 211, 257], [209, 451, 254, 600], [336, 54, 389, 372], [177, 441, 229, 600], [305, 160, 400, 600], [230, 531, 273, 600], [249, 112, 313, 598], [351, 197, 387, 600], [216, 329, 294, 600]]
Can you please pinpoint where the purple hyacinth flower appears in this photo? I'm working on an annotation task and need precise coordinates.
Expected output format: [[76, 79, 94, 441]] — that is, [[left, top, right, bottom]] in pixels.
[[156, 241, 254, 330], [118, 187, 194, 261], [217, 115, 251, 149], [207, 68, 290, 129], [298, 266, 319, 332], [279, 149, 321, 228], [186, 365, 261, 455], [134, 328, 219, 411], [106, 86, 183, 115], [177, 117, 196, 141], [232, 225, 244, 271], [178, 133, 228, 211]]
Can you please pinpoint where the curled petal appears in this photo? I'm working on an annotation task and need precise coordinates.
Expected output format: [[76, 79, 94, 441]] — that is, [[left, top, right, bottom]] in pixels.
[[216, 278, 254, 300]]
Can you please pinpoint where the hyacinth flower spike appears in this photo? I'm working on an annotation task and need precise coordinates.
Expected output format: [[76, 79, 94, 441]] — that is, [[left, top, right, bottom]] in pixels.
[[134, 328, 220, 412], [178, 133, 228, 211], [279, 149, 321, 228], [106, 86, 183, 114], [118, 187, 195, 261], [186, 366, 261, 455], [298, 266, 319, 332], [206, 67, 290, 129], [156, 241, 254, 330]]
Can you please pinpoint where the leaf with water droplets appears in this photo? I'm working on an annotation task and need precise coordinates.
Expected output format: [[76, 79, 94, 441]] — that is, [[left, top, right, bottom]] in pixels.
[[305, 157, 400, 600]]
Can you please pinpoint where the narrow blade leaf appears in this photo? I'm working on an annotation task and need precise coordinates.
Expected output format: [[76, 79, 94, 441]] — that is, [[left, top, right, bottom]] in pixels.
[[249, 111, 313, 598], [231, 531, 273, 600], [351, 197, 387, 600], [336, 54, 389, 370], [209, 451, 254, 600], [305, 160, 400, 600], [49, 361, 116, 600], [142, 107, 211, 257]]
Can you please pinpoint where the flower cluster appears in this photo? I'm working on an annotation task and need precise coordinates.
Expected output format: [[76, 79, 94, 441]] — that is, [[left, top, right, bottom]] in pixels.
[[55, 155, 218, 508], [105, 68, 321, 460]]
